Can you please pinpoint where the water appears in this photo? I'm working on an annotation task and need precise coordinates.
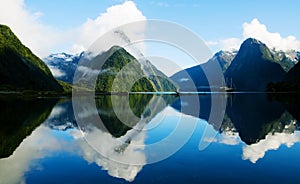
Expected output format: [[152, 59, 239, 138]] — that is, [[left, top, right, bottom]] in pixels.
[[0, 93, 300, 184]]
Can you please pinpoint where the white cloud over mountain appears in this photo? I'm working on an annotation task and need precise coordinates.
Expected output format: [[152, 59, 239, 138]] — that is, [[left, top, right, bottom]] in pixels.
[[70, 1, 146, 54], [0, 0, 67, 57], [243, 19, 300, 51], [207, 18, 300, 52], [0, 0, 146, 57]]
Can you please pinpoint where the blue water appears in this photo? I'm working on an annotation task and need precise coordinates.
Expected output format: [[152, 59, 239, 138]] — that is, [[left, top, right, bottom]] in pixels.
[[0, 94, 300, 184]]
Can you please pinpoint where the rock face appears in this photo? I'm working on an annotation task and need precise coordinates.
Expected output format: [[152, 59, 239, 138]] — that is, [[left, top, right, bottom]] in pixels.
[[225, 38, 286, 91], [0, 24, 62, 91]]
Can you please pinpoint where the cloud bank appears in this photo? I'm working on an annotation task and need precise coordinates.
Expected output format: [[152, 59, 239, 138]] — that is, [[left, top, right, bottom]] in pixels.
[[0, 0, 146, 57], [208, 18, 300, 52], [0, 0, 67, 57], [243, 19, 300, 51], [70, 1, 146, 54]]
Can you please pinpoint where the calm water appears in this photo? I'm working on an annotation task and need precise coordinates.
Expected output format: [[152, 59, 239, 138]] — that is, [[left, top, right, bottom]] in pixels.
[[0, 93, 300, 184]]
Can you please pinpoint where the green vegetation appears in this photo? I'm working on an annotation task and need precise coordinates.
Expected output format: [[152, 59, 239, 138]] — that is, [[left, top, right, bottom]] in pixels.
[[96, 48, 154, 92], [0, 25, 176, 94], [95, 46, 177, 93], [0, 24, 63, 92]]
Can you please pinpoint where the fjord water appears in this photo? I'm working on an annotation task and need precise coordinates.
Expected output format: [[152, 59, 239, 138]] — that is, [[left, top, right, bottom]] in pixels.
[[0, 93, 300, 184]]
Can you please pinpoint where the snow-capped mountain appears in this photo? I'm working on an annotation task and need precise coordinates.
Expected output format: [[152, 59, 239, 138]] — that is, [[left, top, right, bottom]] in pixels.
[[284, 50, 300, 63], [43, 52, 84, 84], [170, 49, 238, 91], [208, 49, 238, 72], [271, 49, 299, 72], [44, 47, 176, 92]]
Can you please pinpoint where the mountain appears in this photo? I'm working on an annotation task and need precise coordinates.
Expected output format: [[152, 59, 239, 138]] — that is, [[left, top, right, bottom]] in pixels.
[[0, 24, 63, 91], [171, 49, 237, 91], [284, 50, 300, 63], [72, 46, 177, 92], [44, 52, 83, 84], [224, 93, 287, 145], [225, 38, 286, 91], [96, 46, 177, 92], [271, 49, 298, 72], [284, 61, 300, 82], [212, 49, 238, 72], [267, 59, 300, 92]]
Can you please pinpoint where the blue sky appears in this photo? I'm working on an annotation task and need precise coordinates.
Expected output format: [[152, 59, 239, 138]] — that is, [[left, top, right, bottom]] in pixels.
[[24, 0, 299, 41], [1, 0, 300, 74]]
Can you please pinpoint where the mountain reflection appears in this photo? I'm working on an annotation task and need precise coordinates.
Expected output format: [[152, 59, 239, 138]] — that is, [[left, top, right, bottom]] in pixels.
[[73, 94, 176, 181], [0, 97, 58, 158], [0, 94, 176, 183], [172, 93, 300, 163], [2, 92, 300, 183]]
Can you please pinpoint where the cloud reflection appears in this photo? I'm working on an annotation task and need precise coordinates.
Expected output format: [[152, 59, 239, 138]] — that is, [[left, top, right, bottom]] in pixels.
[[70, 127, 146, 182], [242, 131, 300, 163], [0, 125, 66, 184]]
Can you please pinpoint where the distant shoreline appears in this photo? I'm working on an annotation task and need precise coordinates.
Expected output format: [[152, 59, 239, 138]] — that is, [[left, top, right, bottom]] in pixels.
[[0, 90, 300, 98]]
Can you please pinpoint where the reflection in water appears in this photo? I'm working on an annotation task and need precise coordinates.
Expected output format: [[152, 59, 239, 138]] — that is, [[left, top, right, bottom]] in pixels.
[[1, 93, 300, 183], [73, 94, 176, 181], [225, 94, 287, 145], [243, 131, 300, 163], [172, 93, 300, 163], [70, 127, 146, 182], [0, 97, 57, 158], [0, 111, 70, 184], [0, 94, 174, 183], [220, 94, 300, 163]]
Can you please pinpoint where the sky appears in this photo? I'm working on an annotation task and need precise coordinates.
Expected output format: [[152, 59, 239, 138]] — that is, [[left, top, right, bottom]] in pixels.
[[0, 0, 300, 74]]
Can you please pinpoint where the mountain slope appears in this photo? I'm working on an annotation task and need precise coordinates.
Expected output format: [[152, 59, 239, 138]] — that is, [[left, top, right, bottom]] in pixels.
[[0, 24, 62, 91], [272, 49, 298, 72], [225, 38, 286, 91], [171, 50, 236, 91], [74, 46, 177, 92], [267, 59, 300, 92], [284, 61, 300, 82]]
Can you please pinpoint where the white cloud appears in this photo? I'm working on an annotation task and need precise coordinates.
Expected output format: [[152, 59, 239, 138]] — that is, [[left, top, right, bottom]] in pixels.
[[48, 66, 66, 78], [0, 0, 146, 58], [70, 1, 146, 54], [218, 132, 241, 146], [219, 38, 242, 50], [206, 38, 242, 51], [242, 131, 300, 163], [243, 19, 300, 51], [0, 0, 69, 57], [208, 18, 300, 51], [150, 1, 170, 7]]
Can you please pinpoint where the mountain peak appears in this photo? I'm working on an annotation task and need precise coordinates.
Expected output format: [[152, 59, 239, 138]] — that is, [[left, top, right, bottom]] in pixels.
[[0, 24, 13, 35], [215, 49, 238, 57], [243, 38, 264, 46], [225, 38, 286, 91]]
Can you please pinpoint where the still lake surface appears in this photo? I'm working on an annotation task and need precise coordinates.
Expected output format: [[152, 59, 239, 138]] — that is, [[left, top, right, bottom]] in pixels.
[[0, 93, 300, 184]]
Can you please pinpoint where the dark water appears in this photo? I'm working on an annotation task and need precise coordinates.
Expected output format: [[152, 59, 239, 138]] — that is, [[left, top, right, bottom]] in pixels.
[[0, 93, 300, 184]]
